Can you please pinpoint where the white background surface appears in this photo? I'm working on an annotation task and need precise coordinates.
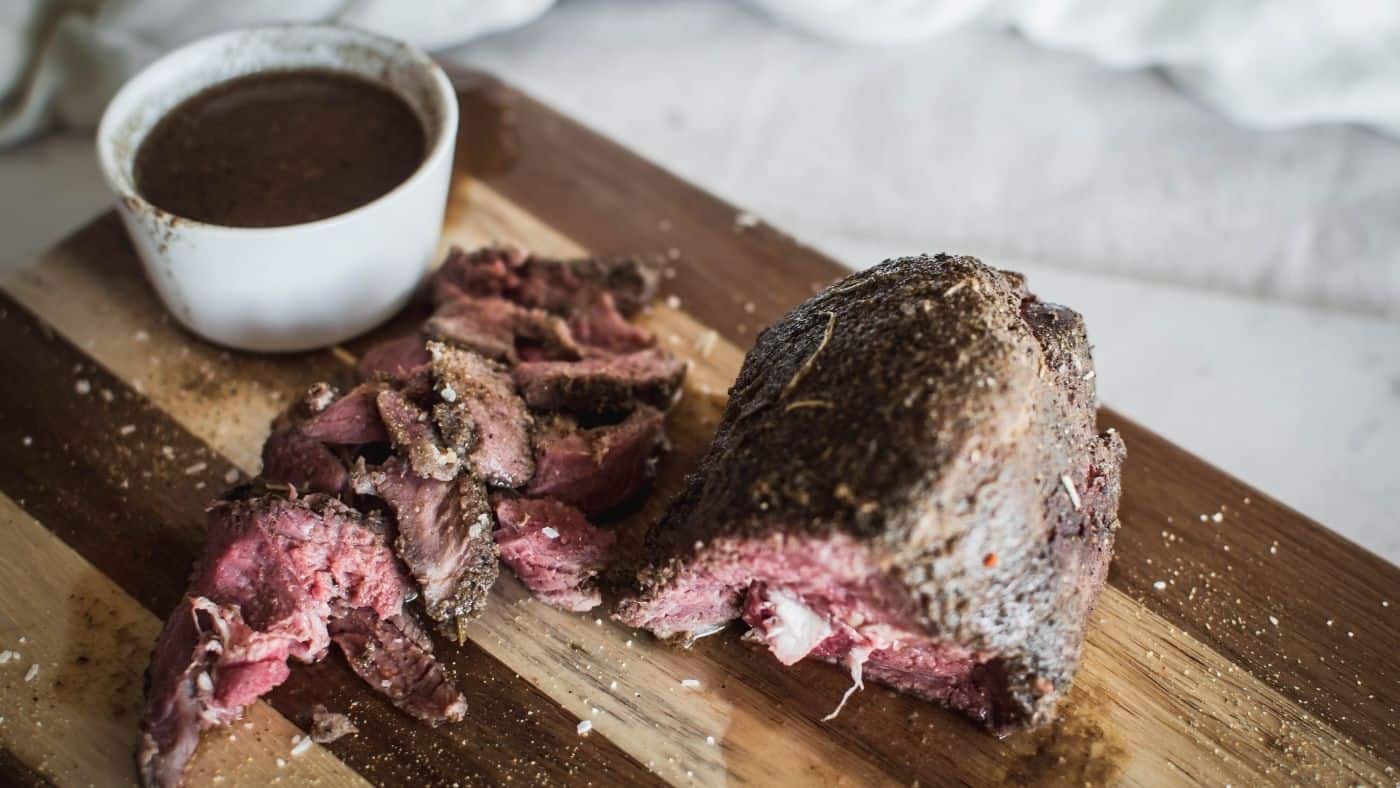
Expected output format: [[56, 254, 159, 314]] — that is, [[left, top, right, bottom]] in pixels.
[[1, 0, 1397, 561]]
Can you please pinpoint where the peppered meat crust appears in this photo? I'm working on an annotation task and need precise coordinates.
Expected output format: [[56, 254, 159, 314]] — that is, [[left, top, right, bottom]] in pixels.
[[630, 254, 1125, 728]]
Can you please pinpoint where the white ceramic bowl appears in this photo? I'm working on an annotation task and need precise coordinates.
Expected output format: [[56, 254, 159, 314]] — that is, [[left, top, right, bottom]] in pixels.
[[97, 24, 458, 352]]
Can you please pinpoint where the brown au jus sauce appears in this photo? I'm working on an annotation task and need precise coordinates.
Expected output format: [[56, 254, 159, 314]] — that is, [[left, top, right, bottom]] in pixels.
[[134, 69, 426, 228]]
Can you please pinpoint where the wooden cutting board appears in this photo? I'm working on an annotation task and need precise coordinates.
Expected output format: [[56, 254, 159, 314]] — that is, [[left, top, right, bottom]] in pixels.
[[1, 69, 1396, 787]]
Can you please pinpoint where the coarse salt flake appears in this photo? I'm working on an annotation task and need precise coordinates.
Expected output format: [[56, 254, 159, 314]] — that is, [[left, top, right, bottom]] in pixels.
[[0, 650, 17, 664], [1060, 475, 1081, 510], [541, 526, 560, 540], [184, 462, 208, 476], [224, 468, 241, 485], [1268, 616, 1279, 627], [1153, 581, 1167, 591], [119, 425, 136, 436], [24, 664, 39, 682], [75, 379, 91, 395], [577, 719, 593, 735], [291, 736, 314, 757], [680, 678, 701, 689]]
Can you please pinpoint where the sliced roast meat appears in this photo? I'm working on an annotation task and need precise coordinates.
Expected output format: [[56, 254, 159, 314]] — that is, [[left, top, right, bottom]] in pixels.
[[139, 493, 453, 787], [328, 606, 468, 724], [425, 295, 581, 364], [358, 333, 432, 382], [377, 387, 462, 482], [357, 457, 499, 641], [299, 382, 389, 445], [261, 427, 350, 497], [616, 255, 1125, 731], [431, 245, 527, 305], [494, 496, 615, 612], [514, 347, 686, 418], [567, 291, 655, 354], [525, 407, 666, 516], [428, 342, 534, 487], [140, 597, 294, 788], [433, 245, 659, 317]]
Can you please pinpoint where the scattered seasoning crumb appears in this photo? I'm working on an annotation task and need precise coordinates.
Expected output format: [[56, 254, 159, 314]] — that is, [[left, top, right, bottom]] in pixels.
[[983, 553, 998, 568], [1268, 615, 1279, 627], [665, 295, 682, 309], [743, 301, 756, 314], [1211, 512, 1224, 523], [224, 468, 240, 485], [21, 436, 32, 447], [1326, 619, 1334, 626], [1199, 514, 1208, 522], [184, 462, 208, 476], [577, 719, 593, 735], [680, 678, 701, 689], [666, 248, 681, 261], [541, 526, 560, 540], [100, 388, 115, 402], [75, 379, 91, 395], [291, 736, 314, 757], [161, 445, 175, 460], [609, 680, 618, 690], [693, 330, 718, 358], [594, 618, 603, 626], [24, 664, 39, 682], [706, 735, 716, 746], [119, 424, 136, 436], [276, 758, 286, 768], [1153, 581, 1167, 591], [134, 330, 150, 342], [625, 640, 634, 648], [1060, 475, 1081, 510]]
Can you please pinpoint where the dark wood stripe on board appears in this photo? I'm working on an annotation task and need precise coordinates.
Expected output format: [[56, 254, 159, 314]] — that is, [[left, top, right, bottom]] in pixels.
[[449, 70, 1400, 762], [0, 294, 663, 787]]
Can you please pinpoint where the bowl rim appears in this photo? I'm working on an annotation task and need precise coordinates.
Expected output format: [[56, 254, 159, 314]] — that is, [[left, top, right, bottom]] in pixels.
[[95, 22, 459, 236]]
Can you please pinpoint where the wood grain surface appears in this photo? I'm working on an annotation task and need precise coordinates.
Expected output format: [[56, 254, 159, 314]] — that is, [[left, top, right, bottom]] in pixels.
[[0, 69, 1395, 786]]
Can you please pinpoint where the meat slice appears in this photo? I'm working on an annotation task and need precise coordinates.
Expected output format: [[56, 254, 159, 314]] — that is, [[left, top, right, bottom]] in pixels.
[[358, 333, 432, 382], [377, 387, 462, 482], [494, 496, 615, 612], [432, 245, 659, 317], [514, 347, 686, 418], [425, 295, 581, 364], [328, 606, 468, 724], [428, 342, 534, 487], [357, 457, 499, 641], [261, 427, 350, 497], [139, 492, 460, 787], [567, 291, 655, 354], [299, 382, 388, 445], [525, 407, 666, 516], [616, 255, 1125, 731]]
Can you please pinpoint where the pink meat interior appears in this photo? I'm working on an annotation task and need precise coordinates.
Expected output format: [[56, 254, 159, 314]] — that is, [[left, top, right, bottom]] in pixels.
[[622, 537, 1006, 722]]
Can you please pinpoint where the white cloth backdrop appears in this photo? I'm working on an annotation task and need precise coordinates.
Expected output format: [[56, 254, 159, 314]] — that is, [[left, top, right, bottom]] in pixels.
[[7, 0, 1400, 143]]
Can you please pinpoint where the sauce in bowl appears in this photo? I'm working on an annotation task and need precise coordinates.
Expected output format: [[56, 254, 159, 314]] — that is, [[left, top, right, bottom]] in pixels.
[[134, 69, 426, 228]]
